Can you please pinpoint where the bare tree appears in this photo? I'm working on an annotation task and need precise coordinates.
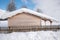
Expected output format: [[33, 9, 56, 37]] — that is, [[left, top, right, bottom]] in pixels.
[[36, 8, 43, 13], [21, 5, 27, 8]]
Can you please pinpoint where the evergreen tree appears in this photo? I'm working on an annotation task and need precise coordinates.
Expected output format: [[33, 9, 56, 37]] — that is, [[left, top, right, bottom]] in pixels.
[[7, 0, 16, 12]]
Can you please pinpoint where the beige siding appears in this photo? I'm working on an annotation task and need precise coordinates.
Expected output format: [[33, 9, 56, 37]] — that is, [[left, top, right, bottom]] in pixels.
[[8, 13, 41, 29]]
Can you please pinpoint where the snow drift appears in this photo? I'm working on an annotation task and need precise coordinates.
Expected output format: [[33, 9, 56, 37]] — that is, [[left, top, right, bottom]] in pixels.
[[0, 31, 60, 40]]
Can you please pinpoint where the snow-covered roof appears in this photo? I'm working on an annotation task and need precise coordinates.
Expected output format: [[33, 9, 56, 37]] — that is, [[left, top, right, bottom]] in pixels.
[[0, 8, 58, 22], [0, 9, 7, 20], [0, 9, 6, 13]]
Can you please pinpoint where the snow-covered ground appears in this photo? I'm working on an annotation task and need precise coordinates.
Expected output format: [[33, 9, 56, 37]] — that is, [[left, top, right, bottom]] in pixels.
[[0, 30, 60, 40]]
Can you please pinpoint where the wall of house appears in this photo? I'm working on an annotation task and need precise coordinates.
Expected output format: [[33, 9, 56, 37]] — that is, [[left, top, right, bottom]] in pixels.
[[8, 13, 41, 29]]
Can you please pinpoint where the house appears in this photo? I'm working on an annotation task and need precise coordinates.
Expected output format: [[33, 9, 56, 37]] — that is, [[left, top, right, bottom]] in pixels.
[[0, 8, 58, 31]]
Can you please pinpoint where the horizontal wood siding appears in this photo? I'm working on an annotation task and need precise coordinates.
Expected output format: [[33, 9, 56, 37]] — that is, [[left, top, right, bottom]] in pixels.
[[8, 13, 41, 29]]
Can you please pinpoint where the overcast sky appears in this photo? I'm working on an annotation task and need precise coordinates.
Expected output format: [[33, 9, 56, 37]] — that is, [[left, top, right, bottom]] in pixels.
[[32, 0, 60, 25]]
